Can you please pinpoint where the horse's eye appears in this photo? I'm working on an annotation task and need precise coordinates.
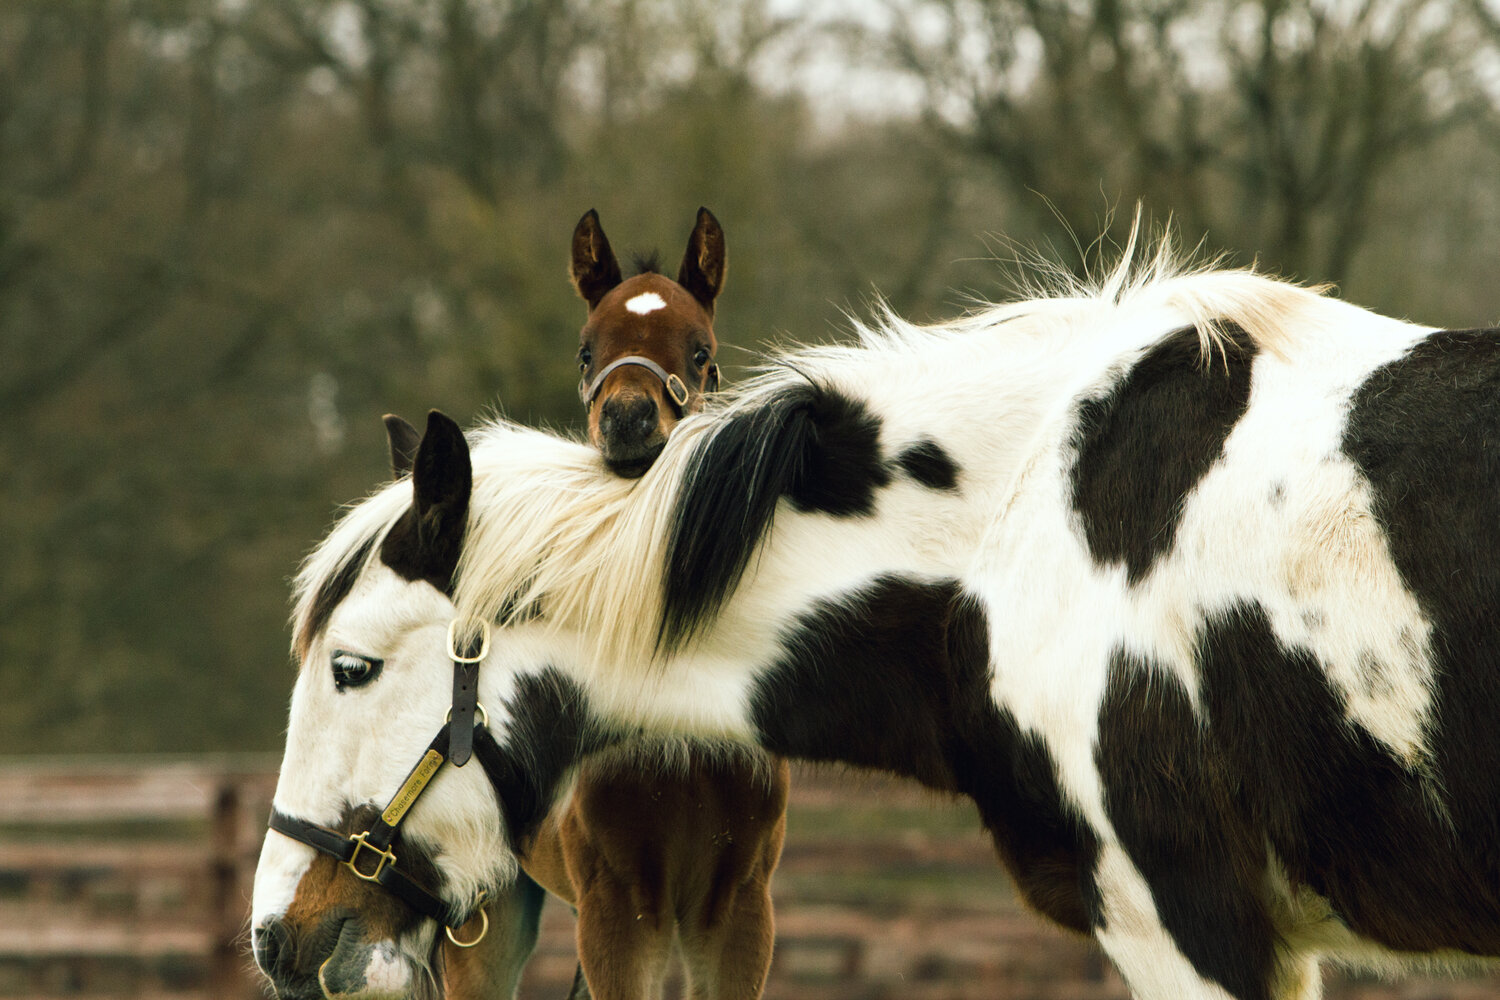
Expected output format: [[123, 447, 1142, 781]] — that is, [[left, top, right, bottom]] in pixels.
[[692, 348, 710, 368], [331, 651, 383, 691], [578, 347, 592, 372]]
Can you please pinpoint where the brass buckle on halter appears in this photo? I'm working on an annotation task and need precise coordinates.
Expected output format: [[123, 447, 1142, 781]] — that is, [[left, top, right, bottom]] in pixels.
[[666, 373, 689, 409], [345, 831, 397, 882], [447, 619, 491, 663]]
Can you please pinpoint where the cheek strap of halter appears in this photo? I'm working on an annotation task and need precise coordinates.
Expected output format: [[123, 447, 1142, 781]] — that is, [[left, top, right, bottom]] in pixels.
[[447, 619, 489, 766]]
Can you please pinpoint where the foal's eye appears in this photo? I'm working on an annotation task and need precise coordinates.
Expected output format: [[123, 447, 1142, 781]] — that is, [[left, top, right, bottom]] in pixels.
[[331, 651, 383, 691], [692, 348, 710, 368], [578, 347, 592, 372]]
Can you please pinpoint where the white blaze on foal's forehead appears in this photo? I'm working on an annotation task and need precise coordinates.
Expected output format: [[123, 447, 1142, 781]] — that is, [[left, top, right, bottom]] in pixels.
[[625, 292, 667, 315]]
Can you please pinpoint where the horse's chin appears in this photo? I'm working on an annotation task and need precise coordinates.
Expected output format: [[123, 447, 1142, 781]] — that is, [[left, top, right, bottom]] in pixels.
[[604, 442, 665, 479], [315, 922, 439, 1000]]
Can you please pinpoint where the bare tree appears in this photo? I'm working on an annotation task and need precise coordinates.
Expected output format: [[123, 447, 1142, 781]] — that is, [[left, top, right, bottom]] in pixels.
[[877, 0, 1497, 283]]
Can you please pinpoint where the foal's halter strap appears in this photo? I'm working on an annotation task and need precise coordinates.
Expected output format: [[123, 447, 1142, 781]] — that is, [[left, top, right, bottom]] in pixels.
[[266, 621, 499, 947], [580, 355, 718, 417]]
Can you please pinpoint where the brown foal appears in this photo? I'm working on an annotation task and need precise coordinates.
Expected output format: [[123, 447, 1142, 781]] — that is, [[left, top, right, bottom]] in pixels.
[[442, 209, 791, 1000]]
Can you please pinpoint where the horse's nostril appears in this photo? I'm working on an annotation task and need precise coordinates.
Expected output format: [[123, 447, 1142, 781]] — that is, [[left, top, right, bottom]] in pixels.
[[254, 915, 293, 979], [600, 395, 659, 446]]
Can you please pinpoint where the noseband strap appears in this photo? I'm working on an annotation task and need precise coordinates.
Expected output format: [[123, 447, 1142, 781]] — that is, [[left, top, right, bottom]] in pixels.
[[579, 356, 697, 416], [268, 622, 505, 941]]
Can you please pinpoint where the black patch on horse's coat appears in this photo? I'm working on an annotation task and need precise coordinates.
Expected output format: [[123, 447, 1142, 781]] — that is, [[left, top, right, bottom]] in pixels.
[[1198, 602, 1500, 954], [1071, 325, 1257, 585], [479, 669, 618, 850], [661, 383, 891, 650], [749, 577, 1100, 932], [1096, 656, 1275, 1000], [1333, 328, 1500, 951], [895, 438, 960, 491], [299, 535, 377, 656]]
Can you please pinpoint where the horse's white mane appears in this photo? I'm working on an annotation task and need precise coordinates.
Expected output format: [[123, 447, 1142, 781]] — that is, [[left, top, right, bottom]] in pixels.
[[293, 235, 1332, 669]]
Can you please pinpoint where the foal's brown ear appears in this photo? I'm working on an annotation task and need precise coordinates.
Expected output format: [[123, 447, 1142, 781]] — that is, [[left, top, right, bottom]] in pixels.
[[383, 413, 421, 477], [570, 208, 623, 310], [677, 207, 726, 314]]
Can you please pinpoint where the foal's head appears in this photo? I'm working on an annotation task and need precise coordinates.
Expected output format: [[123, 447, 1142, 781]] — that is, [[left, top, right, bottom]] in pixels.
[[571, 207, 725, 477]]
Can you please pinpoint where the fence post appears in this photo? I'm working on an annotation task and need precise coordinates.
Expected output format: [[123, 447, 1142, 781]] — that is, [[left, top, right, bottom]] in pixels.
[[210, 778, 246, 998]]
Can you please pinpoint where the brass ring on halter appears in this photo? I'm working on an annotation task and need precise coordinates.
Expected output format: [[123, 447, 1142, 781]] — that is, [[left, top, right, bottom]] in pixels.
[[445, 702, 489, 728], [445, 906, 489, 948], [447, 618, 491, 663]]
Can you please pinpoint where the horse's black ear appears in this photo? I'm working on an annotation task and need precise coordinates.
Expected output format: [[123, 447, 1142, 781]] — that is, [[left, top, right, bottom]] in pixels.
[[570, 208, 623, 310], [381, 410, 471, 590], [383, 413, 421, 477], [677, 207, 726, 314]]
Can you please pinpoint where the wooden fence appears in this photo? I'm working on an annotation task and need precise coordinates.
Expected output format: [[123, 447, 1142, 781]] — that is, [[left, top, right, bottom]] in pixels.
[[0, 756, 275, 1000], [3, 758, 1500, 1000]]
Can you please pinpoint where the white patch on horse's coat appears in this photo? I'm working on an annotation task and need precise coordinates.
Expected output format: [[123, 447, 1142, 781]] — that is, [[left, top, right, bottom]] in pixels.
[[249, 832, 312, 932], [626, 292, 667, 315], [1092, 844, 1240, 1000], [319, 941, 411, 1000], [1148, 323, 1439, 771], [352, 942, 413, 999]]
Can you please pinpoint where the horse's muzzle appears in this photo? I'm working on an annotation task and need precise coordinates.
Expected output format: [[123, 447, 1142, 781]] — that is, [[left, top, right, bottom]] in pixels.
[[597, 393, 667, 477]]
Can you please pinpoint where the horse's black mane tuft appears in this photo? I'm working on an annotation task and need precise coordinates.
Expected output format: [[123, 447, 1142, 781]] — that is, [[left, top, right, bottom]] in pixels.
[[660, 381, 890, 651], [631, 251, 662, 276]]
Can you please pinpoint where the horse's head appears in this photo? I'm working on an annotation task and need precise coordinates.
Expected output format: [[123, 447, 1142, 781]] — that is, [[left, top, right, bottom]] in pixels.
[[251, 412, 526, 1000], [571, 207, 725, 477]]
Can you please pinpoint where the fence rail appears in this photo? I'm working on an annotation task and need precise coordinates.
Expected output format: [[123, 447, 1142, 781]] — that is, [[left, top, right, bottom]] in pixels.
[[0, 756, 275, 1000]]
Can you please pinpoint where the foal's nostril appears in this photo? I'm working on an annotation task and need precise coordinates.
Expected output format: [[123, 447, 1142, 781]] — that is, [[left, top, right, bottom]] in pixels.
[[254, 915, 293, 980], [632, 398, 658, 437], [599, 395, 659, 447]]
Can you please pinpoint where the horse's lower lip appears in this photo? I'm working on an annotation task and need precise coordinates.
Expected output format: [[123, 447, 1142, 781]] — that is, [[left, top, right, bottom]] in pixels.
[[605, 445, 664, 478], [607, 457, 654, 478]]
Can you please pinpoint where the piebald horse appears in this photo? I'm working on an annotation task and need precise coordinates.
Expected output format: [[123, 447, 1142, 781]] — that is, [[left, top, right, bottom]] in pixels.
[[438, 209, 789, 1000], [253, 237, 1500, 1000]]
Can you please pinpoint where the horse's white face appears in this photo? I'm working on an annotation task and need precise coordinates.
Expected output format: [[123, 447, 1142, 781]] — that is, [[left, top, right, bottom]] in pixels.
[[251, 414, 524, 1000], [251, 558, 521, 1000]]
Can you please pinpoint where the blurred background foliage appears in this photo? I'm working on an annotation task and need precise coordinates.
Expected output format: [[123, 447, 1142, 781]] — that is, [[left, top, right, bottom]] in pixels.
[[4, 0, 1500, 752]]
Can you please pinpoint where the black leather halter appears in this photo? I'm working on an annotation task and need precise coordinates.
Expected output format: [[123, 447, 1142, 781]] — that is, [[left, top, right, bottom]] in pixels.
[[266, 620, 503, 947], [579, 355, 720, 418]]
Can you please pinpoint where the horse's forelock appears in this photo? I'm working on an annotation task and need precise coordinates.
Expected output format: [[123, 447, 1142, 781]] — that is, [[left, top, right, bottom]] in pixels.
[[290, 478, 413, 661]]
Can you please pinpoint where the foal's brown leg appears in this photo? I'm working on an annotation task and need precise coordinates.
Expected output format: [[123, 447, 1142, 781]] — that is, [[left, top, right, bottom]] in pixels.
[[573, 868, 676, 1000], [560, 778, 677, 1000], [678, 874, 778, 1000], [677, 758, 789, 1000]]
